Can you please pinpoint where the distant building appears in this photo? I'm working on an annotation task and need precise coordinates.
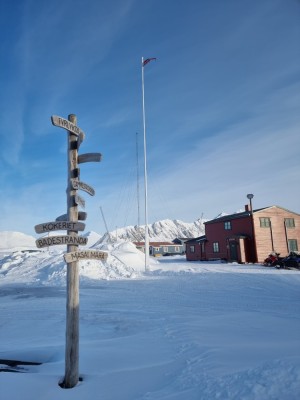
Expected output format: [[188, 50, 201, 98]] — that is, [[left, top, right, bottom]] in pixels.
[[133, 241, 184, 257], [186, 205, 300, 263]]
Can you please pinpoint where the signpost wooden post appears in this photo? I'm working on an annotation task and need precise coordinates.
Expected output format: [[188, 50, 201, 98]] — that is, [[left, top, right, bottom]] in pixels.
[[34, 114, 103, 389], [65, 114, 80, 388]]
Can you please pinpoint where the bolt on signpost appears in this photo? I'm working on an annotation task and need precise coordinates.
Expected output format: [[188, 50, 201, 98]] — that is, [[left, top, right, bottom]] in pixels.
[[34, 114, 107, 389]]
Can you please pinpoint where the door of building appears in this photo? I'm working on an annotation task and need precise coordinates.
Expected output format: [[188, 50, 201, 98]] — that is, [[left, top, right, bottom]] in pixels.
[[229, 241, 238, 261]]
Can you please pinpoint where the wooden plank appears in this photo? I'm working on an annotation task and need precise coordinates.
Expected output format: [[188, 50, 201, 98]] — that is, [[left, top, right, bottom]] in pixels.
[[34, 221, 85, 234], [78, 153, 102, 164], [51, 115, 85, 137], [77, 132, 85, 148], [71, 179, 95, 196], [75, 194, 85, 209], [64, 250, 108, 263], [35, 235, 88, 248], [56, 212, 87, 221]]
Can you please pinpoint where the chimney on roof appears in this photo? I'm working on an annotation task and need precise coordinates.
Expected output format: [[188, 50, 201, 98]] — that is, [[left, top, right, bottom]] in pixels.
[[245, 204, 250, 212]]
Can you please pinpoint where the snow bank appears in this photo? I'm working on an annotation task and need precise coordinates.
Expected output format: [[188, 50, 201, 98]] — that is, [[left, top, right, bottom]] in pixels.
[[0, 241, 157, 285]]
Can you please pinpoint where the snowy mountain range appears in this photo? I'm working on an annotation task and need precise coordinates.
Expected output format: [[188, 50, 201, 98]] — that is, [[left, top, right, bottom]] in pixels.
[[97, 218, 205, 244], [0, 218, 205, 252]]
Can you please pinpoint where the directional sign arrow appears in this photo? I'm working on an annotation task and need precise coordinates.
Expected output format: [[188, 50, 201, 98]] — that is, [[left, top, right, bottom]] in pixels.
[[35, 221, 85, 234], [51, 115, 86, 138], [56, 212, 87, 221], [75, 194, 85, 209], [64, 250, 108, 263], [78, 153, 102, 164], [77, 132, 85, 148], [36, 235, 88, 248], [71, 179, 95, 196]]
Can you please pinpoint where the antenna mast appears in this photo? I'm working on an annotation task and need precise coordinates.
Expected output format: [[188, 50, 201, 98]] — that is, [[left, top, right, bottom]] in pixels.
[[100, 206, 110, 242]]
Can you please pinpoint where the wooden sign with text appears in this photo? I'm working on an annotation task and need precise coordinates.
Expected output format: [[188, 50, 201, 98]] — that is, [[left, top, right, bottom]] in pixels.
[[56, 212, 87, 221], [36, 235, 88, 248], [64, 250, 108, 263], [35, 221, 85, 234], [71, 179, 95, 196], [78, 153, 102, 164], [51, 115, 85, 138], [75, 194, 85, 208]]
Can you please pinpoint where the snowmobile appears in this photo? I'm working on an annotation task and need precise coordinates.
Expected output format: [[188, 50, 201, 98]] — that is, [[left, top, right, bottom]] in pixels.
[[276, 251, 300, 270], [263, 252, 282, 267]]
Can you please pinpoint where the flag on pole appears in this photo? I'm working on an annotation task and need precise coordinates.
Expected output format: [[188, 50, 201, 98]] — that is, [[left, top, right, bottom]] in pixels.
[[142, 57, 157, 67]]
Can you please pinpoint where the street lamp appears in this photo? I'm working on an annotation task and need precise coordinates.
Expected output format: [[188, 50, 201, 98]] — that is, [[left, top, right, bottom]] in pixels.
[[247, 193, 257, 262], [247, 193, 254, 211]]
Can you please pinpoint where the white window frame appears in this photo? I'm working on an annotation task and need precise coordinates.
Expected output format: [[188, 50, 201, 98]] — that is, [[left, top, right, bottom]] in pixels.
[[213, 242, 219, 253], [224, 221, 231, 230], [288, 239, 298, 252]]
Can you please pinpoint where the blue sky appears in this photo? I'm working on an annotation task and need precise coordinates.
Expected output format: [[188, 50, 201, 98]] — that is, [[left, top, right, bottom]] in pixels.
[[0, 0, 299, 237]]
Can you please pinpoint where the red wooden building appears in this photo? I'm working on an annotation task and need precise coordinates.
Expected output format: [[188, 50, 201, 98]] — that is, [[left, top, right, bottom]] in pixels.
[[186, 205, 300, 263]]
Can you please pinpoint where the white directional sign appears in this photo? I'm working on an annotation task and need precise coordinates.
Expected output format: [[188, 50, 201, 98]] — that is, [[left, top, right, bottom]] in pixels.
[[71, 179, 95, 196], [35, 221, 85, 234], [75, 194, 85, 208], [51, 115, 85, 138], [78, 153, 102, 164], [56, 212, 87, 221], [36, 235, 88, 248], [64, 250, 108, 263]]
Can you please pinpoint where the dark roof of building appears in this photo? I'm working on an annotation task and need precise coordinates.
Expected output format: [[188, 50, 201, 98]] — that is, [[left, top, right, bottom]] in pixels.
[[205, 205, 300, 225], [185, 235, 207, 244], [204, 211, 252, 224], [133, 241, 179, 247]]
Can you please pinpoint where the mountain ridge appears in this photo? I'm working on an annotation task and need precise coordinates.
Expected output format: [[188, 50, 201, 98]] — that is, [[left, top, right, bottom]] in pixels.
[[0, 218, 205, 251]]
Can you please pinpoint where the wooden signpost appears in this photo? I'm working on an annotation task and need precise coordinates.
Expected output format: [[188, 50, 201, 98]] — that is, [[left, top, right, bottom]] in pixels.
[[78, 153, 102, 164], [56, 212, 87, 221], [34, 221, 85, 234], [71, 179, 95, 196], [64, 250, 108, 263], [75, 194, 85, 209], [36, 235, 88, 248], [34, 114, 102, 389], [51, 115, 85, 138]]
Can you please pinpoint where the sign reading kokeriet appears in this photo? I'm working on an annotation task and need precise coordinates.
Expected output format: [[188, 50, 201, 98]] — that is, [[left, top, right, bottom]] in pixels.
[[36, 235, 88, 248], [64, 250, 108, 263], [34, 221, 85, 234]]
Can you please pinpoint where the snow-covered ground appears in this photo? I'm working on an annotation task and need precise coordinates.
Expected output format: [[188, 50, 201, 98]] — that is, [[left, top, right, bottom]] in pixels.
[[0, 238, 300, 399]]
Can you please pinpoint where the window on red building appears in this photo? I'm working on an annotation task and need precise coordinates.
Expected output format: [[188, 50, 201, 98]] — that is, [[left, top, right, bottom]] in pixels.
[[224, 221, 231, 230], [213, 242, 219, 253]]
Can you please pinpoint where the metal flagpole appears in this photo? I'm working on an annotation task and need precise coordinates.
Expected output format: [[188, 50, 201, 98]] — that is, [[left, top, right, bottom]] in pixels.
[[136, 132, 141, 229], [142, 57, 150, 272]]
